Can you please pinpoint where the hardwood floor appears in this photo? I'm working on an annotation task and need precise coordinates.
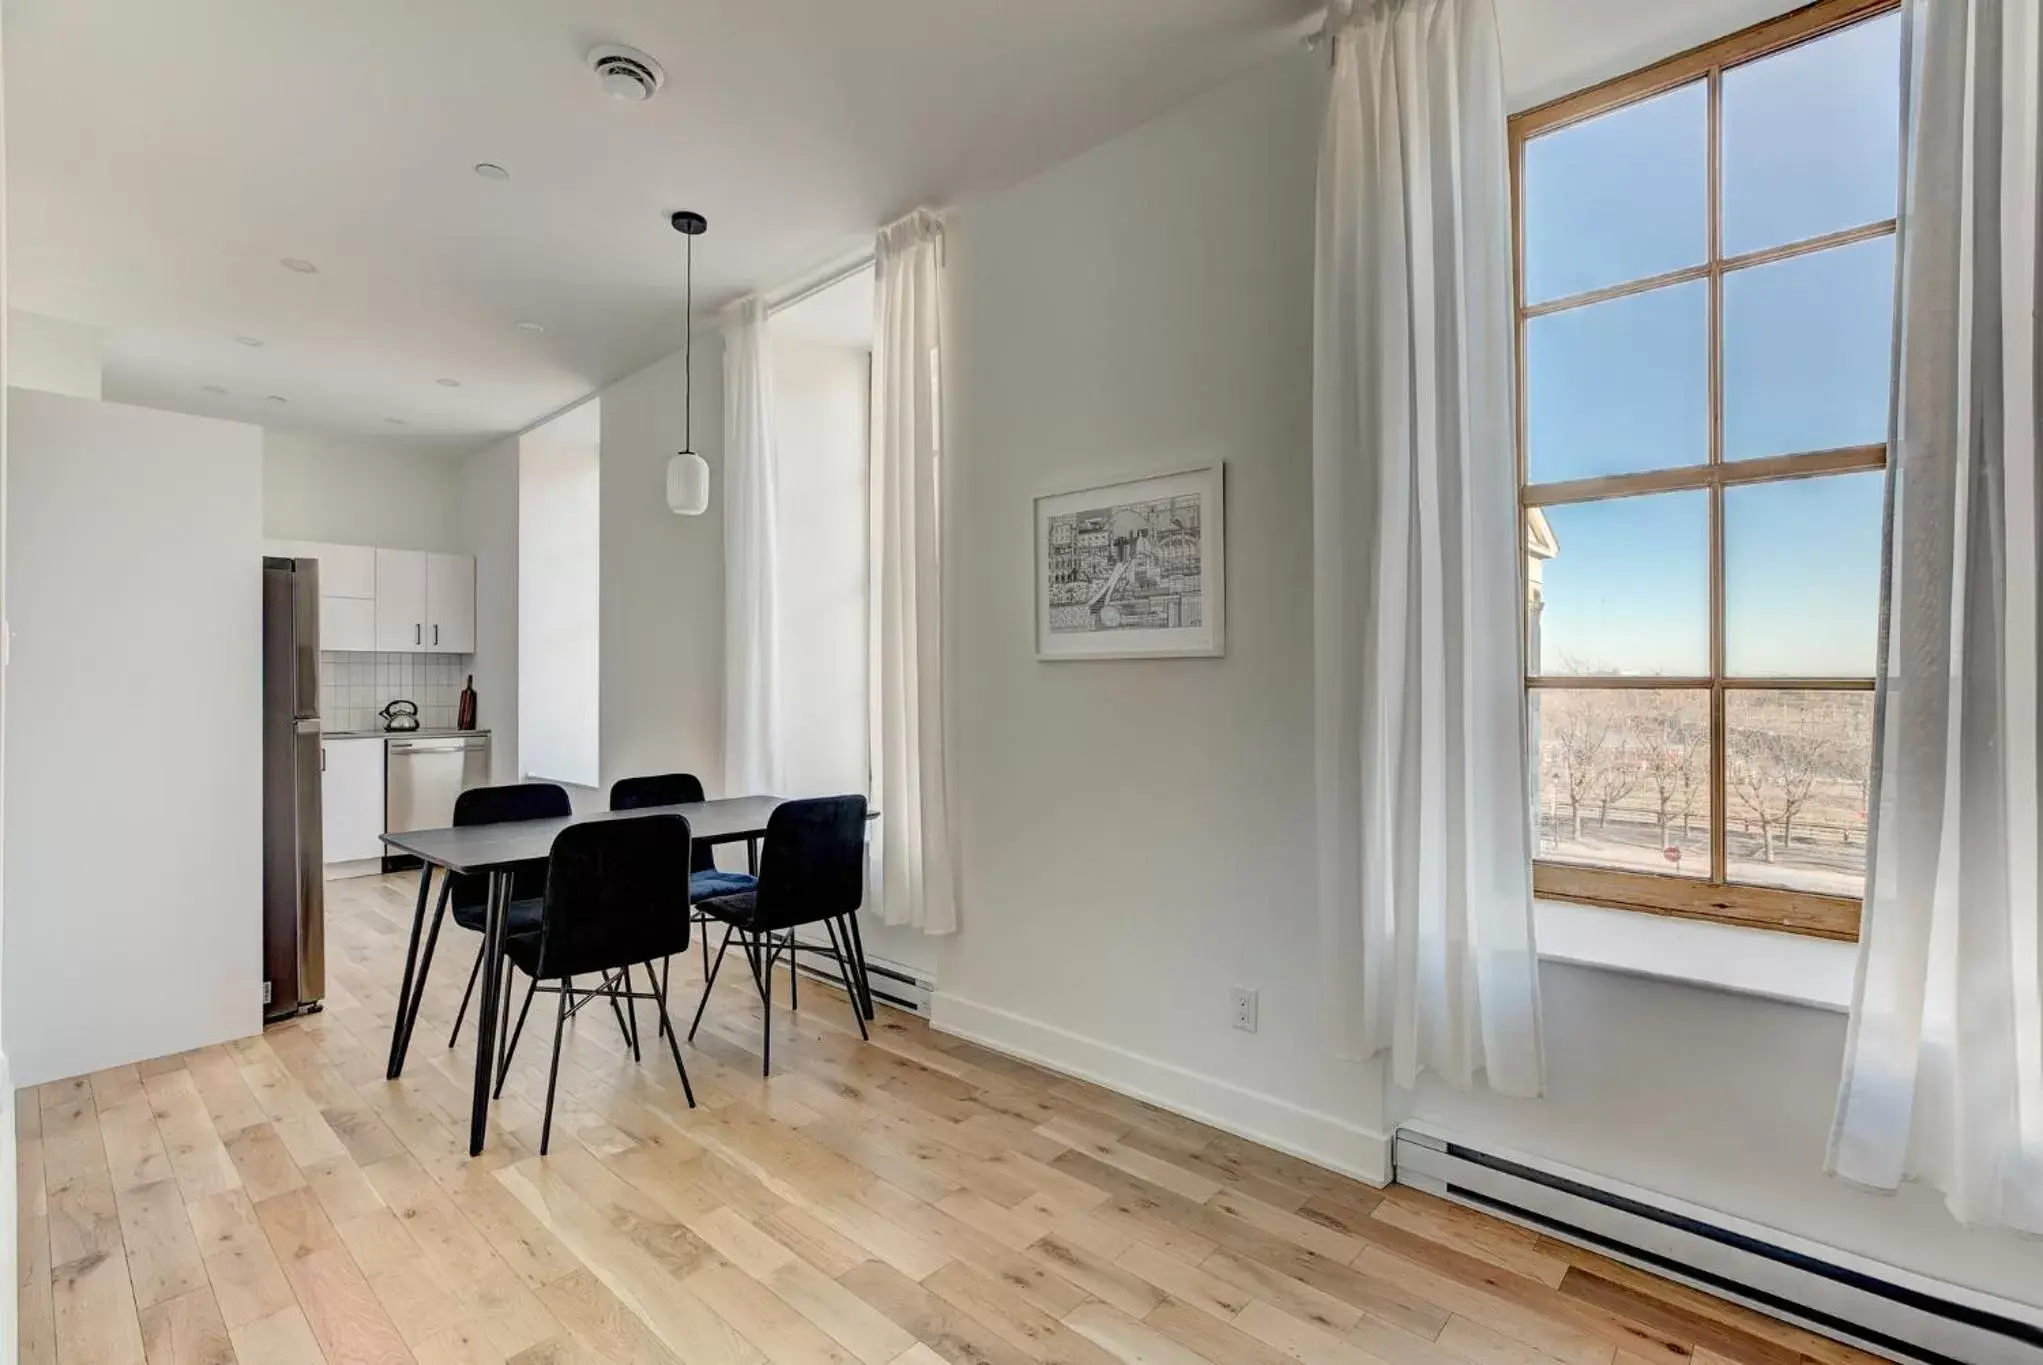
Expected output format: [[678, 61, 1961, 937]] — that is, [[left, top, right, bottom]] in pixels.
[[18, 871, 1878, 1365]]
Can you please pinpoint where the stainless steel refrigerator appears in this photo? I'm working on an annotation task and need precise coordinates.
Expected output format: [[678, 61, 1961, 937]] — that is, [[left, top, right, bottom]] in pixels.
[[263, 555, 326, 1020]]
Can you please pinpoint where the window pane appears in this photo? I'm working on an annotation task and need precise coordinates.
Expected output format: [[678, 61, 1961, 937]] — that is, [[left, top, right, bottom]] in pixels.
[[1528, 281, 1708, 483], [1722, 13, 1902, 257], [1723, 237, 1894, 461], [1726, 690, 1873, 897], [1726, 472, 1884, 677], [1524, 81, 1707, 304], [1532, 491, 1708, 677], [1530, 688, 1711, 879]]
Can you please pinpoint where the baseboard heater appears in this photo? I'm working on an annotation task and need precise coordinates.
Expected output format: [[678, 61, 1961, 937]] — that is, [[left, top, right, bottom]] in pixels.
[[1394, 1129, 2043, 1365], [789, 937, 934, 1015]]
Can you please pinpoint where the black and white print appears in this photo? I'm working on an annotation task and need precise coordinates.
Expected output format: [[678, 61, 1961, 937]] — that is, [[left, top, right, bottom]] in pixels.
[[1035, 464, 1225, 659]]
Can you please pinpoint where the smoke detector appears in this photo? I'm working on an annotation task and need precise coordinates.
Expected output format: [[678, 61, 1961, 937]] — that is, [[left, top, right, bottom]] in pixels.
[[589, 44, 665, 102]]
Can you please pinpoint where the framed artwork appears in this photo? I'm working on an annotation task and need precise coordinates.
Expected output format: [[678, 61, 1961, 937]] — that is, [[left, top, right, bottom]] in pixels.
[[1034, 463, 1225, 660]]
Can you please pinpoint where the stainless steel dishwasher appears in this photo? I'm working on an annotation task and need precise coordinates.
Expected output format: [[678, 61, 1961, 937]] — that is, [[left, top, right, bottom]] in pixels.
[[385, 734, 490, 847]]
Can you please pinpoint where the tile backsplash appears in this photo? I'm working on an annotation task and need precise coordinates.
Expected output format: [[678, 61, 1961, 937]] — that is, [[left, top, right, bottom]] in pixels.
[[319, 652, 476, 732]]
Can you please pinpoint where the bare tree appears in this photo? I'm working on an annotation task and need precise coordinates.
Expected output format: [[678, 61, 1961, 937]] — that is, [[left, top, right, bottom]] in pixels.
[[1728, 729, 1784, 863], [1591, 710, 1640, 831], [1634, 710, 1705, 849], [1729, 724, 1831, 862], [1545, 696, 1613, 842]]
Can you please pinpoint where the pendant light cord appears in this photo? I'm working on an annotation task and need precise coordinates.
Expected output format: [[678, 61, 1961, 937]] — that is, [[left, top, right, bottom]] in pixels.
[[683, 230, 694, 454]]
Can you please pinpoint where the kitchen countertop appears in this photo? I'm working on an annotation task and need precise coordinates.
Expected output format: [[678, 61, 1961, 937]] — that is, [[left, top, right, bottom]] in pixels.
[[325, 728, 491, 740]]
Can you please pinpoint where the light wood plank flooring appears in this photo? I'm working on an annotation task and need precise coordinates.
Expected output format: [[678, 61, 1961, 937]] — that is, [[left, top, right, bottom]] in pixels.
[[19, 870, 1877, 1365]]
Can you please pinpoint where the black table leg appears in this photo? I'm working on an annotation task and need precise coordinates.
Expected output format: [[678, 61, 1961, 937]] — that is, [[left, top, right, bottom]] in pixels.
[[386, 864, 436, 1079], [468, 869, 510, 1156], [844, 913, 875, 1020]]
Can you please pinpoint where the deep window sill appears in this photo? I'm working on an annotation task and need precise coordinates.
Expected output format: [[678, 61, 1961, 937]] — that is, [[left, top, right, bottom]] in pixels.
[[1534, 899, 1856, 1013]]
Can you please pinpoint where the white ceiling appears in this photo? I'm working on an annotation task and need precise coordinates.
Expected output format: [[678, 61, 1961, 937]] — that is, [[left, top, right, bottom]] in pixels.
[[5, 0, 1317, 453]]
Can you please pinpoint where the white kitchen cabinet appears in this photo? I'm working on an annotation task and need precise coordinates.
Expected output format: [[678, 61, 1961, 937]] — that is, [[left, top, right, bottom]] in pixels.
[[426, 553, 476, 654], [374, 548, 428, 652], [321, 595, 377, 652], [304, 542, 377, 599], [321, 736, 385, 868]]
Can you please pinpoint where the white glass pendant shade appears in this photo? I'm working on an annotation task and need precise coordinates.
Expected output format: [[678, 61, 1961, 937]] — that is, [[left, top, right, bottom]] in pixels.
[[667, 451, 710, 515]]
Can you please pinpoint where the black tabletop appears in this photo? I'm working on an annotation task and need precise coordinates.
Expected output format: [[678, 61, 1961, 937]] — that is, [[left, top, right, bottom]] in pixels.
[[380, 795, 795, 874]]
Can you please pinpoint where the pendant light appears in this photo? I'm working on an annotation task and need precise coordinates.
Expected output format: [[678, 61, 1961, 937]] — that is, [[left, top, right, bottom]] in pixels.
[[666, 209, 712, 516]]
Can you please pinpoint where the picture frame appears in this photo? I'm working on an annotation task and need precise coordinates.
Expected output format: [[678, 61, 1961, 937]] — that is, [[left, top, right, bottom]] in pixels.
[[1034, 462, 1225, 660]]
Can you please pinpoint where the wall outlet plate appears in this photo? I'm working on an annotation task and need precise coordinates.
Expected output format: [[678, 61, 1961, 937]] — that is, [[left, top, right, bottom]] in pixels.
[[1231, 986, 1258, 1033]]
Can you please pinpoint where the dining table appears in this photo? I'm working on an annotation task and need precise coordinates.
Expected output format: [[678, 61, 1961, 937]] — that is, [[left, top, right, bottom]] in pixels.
[[380, 795, 877, 1156]]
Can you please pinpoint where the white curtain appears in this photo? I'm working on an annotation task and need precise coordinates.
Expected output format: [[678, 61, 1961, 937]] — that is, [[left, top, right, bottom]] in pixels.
[[868, 209, 959, 934], [1829, 0, 2043, 1233], [723, 297, 785, 796], [1312, 0, 1542, 1097]]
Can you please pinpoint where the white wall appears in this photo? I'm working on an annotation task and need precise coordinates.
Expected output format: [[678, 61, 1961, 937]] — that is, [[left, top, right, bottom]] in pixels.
[[928, 53, 1391, 1178], [263, 429, 465, 552], [1, 34, 18, 1353], [518, 402, 601, 788], [770, 337, 869, 800], [596, 336, 726, 806], [461, 437, 520, 781], [3, 389, 263, 1085], [5, 310, 101, 400]]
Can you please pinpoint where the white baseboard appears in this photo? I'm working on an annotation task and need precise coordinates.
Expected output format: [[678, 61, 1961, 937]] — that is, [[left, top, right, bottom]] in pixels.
[[325, 858, 384, 881], [932, 993, 1392, 1188]]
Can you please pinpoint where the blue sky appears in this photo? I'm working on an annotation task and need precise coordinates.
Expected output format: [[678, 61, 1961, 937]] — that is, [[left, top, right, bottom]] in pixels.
[[1524, 12, 1900, 680]]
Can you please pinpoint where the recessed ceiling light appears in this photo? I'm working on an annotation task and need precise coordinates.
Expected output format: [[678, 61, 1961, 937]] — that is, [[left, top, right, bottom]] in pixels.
[[436, 377, 461, 388], [266, 394, 288, 403], [516, 320, 545, 333], [474, 163, 509, 181], [384, 417, 408, 425], [235, 335, 264, 347], [280, 257, 318, 274], [202, 384, 229, 395]]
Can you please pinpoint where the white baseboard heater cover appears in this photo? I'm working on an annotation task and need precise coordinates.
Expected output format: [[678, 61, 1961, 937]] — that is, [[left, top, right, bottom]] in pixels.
[[1394, 1130, 2043, 1365], [790, 938, 933, 1015]]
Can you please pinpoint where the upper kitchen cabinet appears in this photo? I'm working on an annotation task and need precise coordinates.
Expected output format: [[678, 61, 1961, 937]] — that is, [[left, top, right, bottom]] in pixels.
[[374, 548, 428, 652], [426, 552, 476, 653], [370, 546, 475, 653]]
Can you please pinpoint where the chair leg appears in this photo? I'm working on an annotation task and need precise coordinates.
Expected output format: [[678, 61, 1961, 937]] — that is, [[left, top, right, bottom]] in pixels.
[[689, 924, 735, 1041], [540, 984, 569, 1156], [623, 964, 642, 1060], [648, 960, 697, 1109], [657, 956, 673, 1039], [826, 918, 869, 1041], [496, 976, 537, 1098], [496, 953, 516, 1084], [789, 932, 799, 1012], [449, 940, 484, 1048], [746, 931, 773, 1078]]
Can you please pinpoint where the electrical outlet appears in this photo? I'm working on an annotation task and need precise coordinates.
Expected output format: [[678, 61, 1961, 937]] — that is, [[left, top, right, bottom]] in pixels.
[[262, 980, 273, 1005], [1231, 986, 1258, 1033]]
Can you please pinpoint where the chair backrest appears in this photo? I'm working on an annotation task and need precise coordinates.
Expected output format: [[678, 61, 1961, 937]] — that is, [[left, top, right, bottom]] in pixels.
[[449, 782, 572, 911], [609, 773, 713, 872], [533, 814, 693, 979], [751, 795, 868, 931]]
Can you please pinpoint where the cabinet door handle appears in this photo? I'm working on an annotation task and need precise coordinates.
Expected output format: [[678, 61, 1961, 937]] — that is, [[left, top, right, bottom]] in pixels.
[[432, 624, 439, 647], [414, 623, 421, 646]]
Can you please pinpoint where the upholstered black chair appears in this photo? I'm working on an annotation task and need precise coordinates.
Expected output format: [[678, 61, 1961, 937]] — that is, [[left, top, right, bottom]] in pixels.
[[607, 773, 758, 898], [609, 772, 760, 1027], [494, 815, 698, 1153], [689, 795, 870, 1075], [401, 782, 571, 1054]]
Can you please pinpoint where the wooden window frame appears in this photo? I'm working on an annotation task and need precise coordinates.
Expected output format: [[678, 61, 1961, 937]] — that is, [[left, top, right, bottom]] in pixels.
[[1511, 0, 1899, 942]]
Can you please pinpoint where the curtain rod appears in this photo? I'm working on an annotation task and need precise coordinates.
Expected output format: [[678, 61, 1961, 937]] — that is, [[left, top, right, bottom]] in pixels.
[[765, 253, 877, 318]]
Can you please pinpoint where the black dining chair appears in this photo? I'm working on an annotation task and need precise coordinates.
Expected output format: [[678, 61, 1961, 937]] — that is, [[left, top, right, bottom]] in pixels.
[[689, 795, 870, 1076], [609, 772, 761, 1026], [402, 782, 571, 1058], [495, 815, 699, 1152]]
